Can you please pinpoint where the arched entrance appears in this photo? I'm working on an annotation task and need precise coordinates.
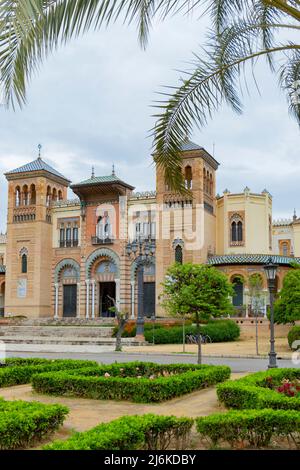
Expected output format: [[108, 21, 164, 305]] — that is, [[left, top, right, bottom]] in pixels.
[[54, 259, 80, 318], [0, 282, 5, 317], [231, 276, 244, 310]]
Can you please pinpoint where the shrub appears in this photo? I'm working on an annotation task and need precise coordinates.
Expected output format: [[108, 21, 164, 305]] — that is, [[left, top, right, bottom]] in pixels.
[[0, 399, 68, 449], [143, 320, 240, 344], [217, 368, 300, 411], [196, 409, 300, 448], [288, 326, 300, 350], [44, 414, 193, 450], [32, 361, 231, 403], [0, 358, 98, 388], [112, 320, 193, 338]]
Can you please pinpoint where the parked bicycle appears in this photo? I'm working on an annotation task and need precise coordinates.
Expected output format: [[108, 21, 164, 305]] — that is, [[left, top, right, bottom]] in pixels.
[[185, 334, 212, 344]]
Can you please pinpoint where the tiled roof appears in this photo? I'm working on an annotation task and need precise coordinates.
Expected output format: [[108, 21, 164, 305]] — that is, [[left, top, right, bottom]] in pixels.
[[0, 265, 5, 274], [71, 174, 134, 190], [180, 140, 204, 152], [5, 157, 70, 182], [208, 254, 300, 266]]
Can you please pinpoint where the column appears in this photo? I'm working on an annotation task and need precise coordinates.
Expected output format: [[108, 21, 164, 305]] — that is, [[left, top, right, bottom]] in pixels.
[[54, 283, 59, 319], [77, 282, 81, 318], [91, 280, 96, 319], [131, 280, 135, 319], [115, 279, 120, 311], [85, 280, 90, 319]]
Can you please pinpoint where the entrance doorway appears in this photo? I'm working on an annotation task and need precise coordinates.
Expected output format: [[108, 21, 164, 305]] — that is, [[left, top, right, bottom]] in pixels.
[[63, 284, 77, 317], [143, 282, 155, 318], [0, 283, 4, 317], [99, 282, 116, 317]]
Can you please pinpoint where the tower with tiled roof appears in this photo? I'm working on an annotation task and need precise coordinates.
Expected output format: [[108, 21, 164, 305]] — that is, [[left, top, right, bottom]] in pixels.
[[4, 151, 70, 317]]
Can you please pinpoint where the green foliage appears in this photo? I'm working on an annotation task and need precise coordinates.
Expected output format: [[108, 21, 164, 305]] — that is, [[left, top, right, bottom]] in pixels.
[[288, 326, 300, 350], [44, 414, 194, 450], [143, 320, 240, 344], [274, 269, 300, 324], [112, 321, 193, 338], [0, 399, 68, 450], [196, 409, 300, 448], [0, 358, 98, 388], [217, 368, 300, 411], [162, 263, 234, 321], [32, 361, 231, 403]]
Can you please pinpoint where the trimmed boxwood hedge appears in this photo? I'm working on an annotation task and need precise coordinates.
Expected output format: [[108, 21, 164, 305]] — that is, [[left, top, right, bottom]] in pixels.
[[0, 358, 98, 388], [0, 398, 68, 449], [144, 320, 240, 344], [32, 361, 231, 403], [217, 368, 300, 411], [196, 409, 300, 448], [288, 325, 300, 350], [44, 414, 193, 450]]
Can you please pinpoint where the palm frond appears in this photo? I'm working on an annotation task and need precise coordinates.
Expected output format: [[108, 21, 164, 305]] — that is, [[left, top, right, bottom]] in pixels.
[[279, 49, 300, 125]]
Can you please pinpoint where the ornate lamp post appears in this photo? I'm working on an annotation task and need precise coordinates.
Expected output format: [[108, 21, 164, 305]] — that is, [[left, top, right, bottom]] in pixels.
[[126, 237, 155, 338], [264, 257, 278, 369]]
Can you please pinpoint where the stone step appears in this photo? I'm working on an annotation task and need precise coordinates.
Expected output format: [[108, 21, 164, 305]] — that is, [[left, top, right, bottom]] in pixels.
[[0, 336, 145, 346], [0, 326, 114, 338]]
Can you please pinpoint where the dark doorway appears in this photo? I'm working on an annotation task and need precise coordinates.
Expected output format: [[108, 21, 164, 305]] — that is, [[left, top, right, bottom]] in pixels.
[[63, 284, 77, 317], [232, 278, 244, 306], [99, 282, 116, 317], [143, 282, 155, 318]]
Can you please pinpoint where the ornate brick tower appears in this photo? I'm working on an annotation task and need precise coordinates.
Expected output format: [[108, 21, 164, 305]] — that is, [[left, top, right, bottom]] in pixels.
[[155, 140, 219, 314], [4, 153, 70, 317]]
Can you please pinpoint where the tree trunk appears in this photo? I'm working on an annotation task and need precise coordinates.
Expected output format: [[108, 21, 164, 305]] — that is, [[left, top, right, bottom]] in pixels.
[[255, 311, 259, 356], [196, 313, 202, 365]]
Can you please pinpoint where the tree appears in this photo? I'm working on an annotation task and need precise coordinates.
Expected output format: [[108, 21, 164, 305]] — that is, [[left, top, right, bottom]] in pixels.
[[0, 2, 299, 190], [162, 263, 234, 364], [248, 273, 264, 355], [107, 295, 129, 352], [274, 268, 300, 324]]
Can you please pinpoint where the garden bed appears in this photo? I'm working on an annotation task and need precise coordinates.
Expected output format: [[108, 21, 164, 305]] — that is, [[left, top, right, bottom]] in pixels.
[[217, 368, 300, 410], [0, 398, 68, 449], [0, 358, 98, 388], [32, 361, 231, 403]]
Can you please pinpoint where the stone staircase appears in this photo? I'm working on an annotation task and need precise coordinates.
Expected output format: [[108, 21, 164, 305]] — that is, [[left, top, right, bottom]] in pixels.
[[0, 323, 146, 351]]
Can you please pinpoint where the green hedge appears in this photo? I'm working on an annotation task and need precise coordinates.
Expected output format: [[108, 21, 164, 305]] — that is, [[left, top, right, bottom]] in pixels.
[[0, 358, 98, 388], [32, 361, 231, 403], [217, 368, 300, 411], [143, 320, 240, 344], [0, 398, 68, 449], [288, 326, 300, 350], [44, 414, 193, 450], [196, 409, 300, 448]]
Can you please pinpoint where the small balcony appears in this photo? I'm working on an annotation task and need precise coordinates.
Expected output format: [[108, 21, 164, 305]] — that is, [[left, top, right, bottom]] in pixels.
[[91, 236, 114, 245], [59, 240, 79, 248]]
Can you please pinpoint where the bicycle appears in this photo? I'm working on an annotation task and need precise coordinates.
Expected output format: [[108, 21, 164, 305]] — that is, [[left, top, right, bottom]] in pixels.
[[185, 334, 212, 344]]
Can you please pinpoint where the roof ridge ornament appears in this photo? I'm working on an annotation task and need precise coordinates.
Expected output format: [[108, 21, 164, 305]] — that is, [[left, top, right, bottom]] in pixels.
[[38, 144, 42, 160], [112, 164, 115, 177], [91, 166, 95, 179]]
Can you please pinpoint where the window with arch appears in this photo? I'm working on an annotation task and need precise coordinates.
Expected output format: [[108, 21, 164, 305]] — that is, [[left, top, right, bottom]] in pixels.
[[46, 186, 51, 207], [21, 253, 27, 273], [22, 185, 29, 206], [30, 184, 36, 205], [58, 190, 63, 200], [230, 214, 244, 245], [15, 186, 21, 207], [281, 241, 289, 257], [184, 165, 192, 190], [175, 245, 183, 264], [52, 188, 57, 201], [97, 214, 111, 240], [231, 276, 244, 307]]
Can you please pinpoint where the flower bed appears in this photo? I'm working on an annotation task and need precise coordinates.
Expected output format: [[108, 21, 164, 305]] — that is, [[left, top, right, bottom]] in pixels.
[[196, 409, 300, 449], [32, 361, 231, 403], [217, 368, 300, 411], [44, 414, 193, 450], [0, 398, 68, 449], [0, 358, 98, 388]]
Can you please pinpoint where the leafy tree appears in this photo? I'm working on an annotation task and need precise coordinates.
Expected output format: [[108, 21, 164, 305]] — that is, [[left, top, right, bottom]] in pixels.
[[0, 2, 299, 191], [162, 263, 234, 363], [274, 268, 300, 324], [108, 295, 129, 351]]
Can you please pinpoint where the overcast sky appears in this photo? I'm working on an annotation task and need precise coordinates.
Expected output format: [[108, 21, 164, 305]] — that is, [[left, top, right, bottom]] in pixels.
[[0, 14, 299, 233]]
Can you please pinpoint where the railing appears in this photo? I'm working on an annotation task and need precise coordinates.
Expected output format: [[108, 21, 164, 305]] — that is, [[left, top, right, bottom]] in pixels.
[[13, 206, 36, 223], [59, 240, 79, 248], [91, 236, 114, 245]]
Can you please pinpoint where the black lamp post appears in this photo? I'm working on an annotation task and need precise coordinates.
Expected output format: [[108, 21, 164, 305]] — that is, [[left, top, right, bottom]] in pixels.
[[126, 237, 155, 338], [264, 257, 278, 369]]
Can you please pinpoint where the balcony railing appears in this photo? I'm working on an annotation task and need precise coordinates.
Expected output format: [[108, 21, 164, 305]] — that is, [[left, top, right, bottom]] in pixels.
[[91, 236, 114, 245], [59, 240, 79, 248]]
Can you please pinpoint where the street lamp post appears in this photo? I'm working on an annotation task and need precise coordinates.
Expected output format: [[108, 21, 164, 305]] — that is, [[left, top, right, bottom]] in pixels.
[[264, 257, 278, 369], [126, 237, 155, 339]]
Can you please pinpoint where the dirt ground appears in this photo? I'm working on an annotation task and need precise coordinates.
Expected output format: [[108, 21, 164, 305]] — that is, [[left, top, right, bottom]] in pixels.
[[123, 337, 291, 357], [0, 372, 246, 446]]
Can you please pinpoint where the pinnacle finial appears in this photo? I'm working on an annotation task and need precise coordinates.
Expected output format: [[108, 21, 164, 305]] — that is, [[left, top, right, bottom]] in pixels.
[[112, 164, 115, 176], [293, 208, 297, 221], [91, 166, 95, 179], [38, 144, 42, 159]]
